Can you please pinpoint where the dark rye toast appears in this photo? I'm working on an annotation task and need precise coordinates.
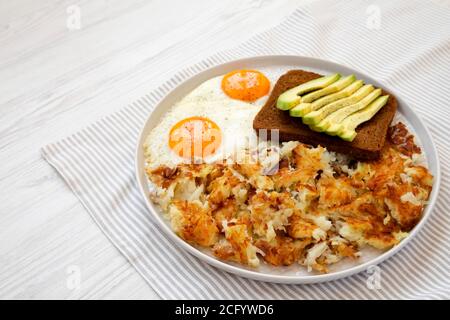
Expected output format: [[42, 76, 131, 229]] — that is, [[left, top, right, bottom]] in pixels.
[[253, 70, 397, 160]]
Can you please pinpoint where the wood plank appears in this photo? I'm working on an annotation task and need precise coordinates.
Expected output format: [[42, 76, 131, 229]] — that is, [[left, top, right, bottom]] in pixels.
[[0, 0, 303, 299]]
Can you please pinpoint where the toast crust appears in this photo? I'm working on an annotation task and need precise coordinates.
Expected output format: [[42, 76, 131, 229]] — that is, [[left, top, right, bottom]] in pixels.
[[253, 70, 397, 160]]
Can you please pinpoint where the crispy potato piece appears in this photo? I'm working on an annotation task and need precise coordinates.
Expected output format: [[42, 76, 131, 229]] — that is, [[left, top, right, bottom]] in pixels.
[[213, 224, 259, 267], [169, 200, 219, 247], [255, 236, 311, 266]]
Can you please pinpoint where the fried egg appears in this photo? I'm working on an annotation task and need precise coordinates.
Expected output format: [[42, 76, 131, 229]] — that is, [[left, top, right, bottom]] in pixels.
[[144, 70, 273, 168]]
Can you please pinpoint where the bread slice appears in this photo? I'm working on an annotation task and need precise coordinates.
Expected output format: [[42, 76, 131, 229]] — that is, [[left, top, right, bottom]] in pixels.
[[253, 70, 397, 160]]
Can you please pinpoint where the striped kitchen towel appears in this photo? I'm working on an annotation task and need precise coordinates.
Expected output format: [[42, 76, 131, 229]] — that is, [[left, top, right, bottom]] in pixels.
[[42, 0, 450, 299]]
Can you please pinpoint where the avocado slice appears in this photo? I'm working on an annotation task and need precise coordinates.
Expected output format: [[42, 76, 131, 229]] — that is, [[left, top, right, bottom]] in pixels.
[[308, 124, 323, 132], [289, 103, 312, 117], [302, 84, 374, 125], [319, 88, 382, 134], [338, 95, 389, 141], [290, 78, 363, 117], [301, 74, 356, 103], [313, 118, 332, 132], [309, 123, 327, 132], [325, 123, 342, 136], [276, 73, 341, 110], [310, 80, 364, 112]]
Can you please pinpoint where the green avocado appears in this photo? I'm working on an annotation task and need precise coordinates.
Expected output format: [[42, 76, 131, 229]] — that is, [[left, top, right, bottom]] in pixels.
[[318, 88, 382, 134], [301, 74, 356, 103], [308, 124, 324, 132], [276, 73, 341, 110], [289, 103, 312, 117], [324, 123, 342, 136], [310, 80, 364, 112], [313, 118, 332, 132], [302, 84, 374, 125], [338, 95, 389, 141]]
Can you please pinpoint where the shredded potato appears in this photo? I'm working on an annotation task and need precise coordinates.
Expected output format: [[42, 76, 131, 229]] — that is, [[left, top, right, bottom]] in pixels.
[[145, 123, 433, 273]]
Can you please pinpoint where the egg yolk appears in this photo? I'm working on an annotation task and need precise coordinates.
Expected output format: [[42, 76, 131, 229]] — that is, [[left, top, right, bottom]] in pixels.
[[168, 117, 222, 161], [221, 70, 270, 102]]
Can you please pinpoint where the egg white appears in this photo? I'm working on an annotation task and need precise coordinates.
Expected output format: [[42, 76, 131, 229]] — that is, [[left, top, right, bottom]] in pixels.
[[144, 75, 272, 168]]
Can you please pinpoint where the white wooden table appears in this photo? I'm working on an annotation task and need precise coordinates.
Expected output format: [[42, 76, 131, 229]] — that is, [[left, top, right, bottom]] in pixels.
[[0, 0, 306, 299]]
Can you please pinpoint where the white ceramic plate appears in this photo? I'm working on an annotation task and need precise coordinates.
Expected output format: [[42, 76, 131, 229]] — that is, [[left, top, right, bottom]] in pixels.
[[135, 55, 441, 284]]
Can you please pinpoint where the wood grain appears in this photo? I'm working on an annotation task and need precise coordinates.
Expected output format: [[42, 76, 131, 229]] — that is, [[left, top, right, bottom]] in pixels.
[[0, 0, 305, 299]]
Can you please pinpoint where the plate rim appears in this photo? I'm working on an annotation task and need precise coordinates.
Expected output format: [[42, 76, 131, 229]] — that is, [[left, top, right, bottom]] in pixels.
[[135, 55, 441, 284]]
